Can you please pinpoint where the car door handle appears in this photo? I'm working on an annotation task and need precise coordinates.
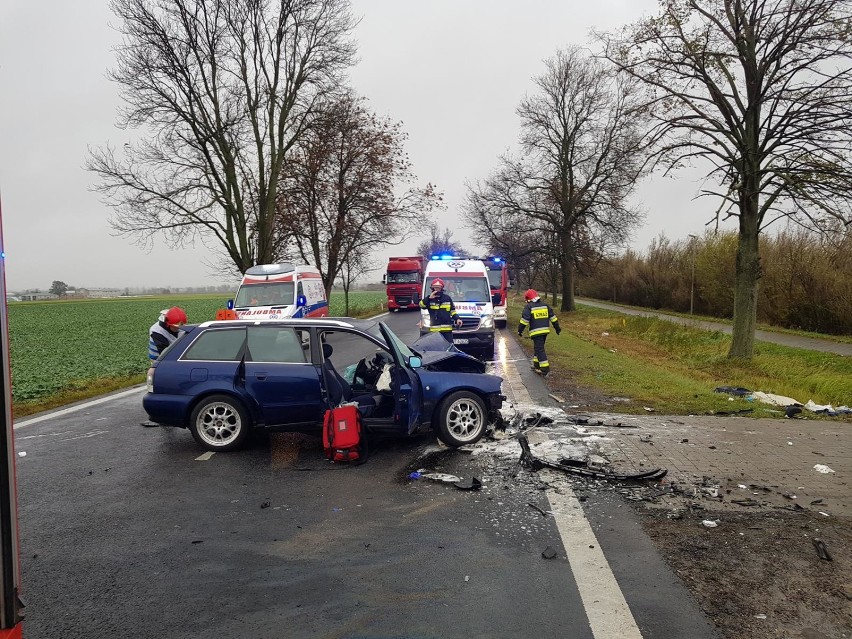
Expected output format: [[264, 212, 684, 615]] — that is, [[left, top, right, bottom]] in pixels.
[[254, 372, 268, 381]]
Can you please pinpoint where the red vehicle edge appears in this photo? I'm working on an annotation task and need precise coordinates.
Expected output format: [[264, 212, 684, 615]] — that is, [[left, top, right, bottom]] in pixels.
[[0, 195, 24, 638]]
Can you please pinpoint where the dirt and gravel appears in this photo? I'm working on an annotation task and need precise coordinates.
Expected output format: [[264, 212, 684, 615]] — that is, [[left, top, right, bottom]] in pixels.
[[540, 376, 852, 639]]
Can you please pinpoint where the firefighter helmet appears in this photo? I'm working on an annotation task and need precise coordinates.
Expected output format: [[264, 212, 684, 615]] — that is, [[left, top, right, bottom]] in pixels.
[[524, 289, 539, 302], [431, 278, 445, 290], [164, 306, 188, 328]]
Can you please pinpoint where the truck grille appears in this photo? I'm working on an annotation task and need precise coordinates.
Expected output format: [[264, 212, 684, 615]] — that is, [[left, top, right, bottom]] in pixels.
[[394, 296, 414, 306]]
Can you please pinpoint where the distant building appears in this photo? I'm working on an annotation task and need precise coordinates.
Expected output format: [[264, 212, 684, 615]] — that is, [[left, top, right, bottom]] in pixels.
[[18, 292, 58, 301], [78, 288, 121, 299]]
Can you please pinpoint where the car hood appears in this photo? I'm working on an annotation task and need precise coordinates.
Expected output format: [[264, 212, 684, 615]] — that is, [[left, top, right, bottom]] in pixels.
[[412, 333, 485, 373]]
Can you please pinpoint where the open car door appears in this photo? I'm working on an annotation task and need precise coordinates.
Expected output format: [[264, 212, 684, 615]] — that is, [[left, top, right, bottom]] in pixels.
[[378, 322, 423, 435]]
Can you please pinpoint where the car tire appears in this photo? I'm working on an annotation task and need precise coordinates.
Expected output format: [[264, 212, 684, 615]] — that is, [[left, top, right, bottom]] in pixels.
[[481, 344, 495, 361], [435, 391, 487, 447], [496, 320, 507, 329], [189, 394, 251, 452]]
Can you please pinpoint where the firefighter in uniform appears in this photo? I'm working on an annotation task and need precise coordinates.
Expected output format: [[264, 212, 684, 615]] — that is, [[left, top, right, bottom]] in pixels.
[[148, 306, 188, 360], [419, 278, 463, 341], [518, 289, 561, 375]]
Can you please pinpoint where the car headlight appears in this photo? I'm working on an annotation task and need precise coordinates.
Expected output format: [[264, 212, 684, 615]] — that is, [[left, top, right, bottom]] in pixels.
[[421, 311, 431, 327], [480, 314, 494, 329], [494, 308, 507, 319]]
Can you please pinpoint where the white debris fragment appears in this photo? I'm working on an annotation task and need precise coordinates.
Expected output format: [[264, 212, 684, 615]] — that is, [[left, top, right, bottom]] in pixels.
[[17, 451, 26, 457], [701, 520, 719, 528], [813, 464, 835, 474]]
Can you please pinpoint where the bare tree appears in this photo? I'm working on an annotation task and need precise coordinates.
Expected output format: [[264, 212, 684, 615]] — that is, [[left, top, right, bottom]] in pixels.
[[415, 226, 464, 259], [465, 47, 647, 312], [598, 0, 852, 357], [87, 0, 357, 275], [336, 245, 376, 315], [277, 92, 443, 296]]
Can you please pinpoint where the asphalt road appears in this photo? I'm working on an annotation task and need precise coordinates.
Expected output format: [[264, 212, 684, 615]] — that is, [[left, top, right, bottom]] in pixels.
[[12, 310, 719, 639]]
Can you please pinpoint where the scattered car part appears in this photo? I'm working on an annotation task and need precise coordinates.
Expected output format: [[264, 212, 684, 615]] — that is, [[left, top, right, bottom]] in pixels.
[[517, 433, 668, 481]]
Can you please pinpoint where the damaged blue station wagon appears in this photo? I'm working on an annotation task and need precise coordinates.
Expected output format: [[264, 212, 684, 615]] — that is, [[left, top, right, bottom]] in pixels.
[[143, 318, 505, 451]]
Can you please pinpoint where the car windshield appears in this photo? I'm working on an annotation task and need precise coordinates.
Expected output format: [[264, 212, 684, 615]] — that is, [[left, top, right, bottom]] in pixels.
[[234, 282, 295, 308], [386, 272, 420, 284], [487, 269, 502, 288]]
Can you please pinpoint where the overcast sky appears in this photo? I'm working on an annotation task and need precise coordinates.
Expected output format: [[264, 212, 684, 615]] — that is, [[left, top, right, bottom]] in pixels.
[[0, 0, 730, 292]]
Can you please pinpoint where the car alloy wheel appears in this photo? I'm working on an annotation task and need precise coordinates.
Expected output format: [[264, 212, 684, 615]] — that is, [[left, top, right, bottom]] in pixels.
[[436, 390, 487, 447], [189, 394, 251, 452]]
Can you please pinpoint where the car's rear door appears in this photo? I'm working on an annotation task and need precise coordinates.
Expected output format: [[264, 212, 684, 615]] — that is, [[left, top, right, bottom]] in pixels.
[[243, 325, 322, 426]]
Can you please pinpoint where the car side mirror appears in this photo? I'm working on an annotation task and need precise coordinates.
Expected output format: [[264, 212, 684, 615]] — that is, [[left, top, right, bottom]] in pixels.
[[407, 356, 422, 369], [296, 295, 307, 307], [382, 274, 387, 284]]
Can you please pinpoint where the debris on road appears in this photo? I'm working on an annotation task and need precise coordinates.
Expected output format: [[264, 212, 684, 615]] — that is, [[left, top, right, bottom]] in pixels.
[[813, 464, 836, 474], [541, 546, 558, 559], [812, 538, 833, 561], [528, 502, 550, 517], [517, 433, 667, 481]]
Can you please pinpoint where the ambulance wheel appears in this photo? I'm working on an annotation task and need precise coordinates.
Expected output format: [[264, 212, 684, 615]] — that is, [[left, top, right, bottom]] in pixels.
[[436, 391, 487, 447], [189, 394, 251, 452]]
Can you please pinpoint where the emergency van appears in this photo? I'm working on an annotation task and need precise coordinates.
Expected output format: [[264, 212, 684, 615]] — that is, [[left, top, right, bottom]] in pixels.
[[420, 258, 496, 360], [232, 263, 328, 319]]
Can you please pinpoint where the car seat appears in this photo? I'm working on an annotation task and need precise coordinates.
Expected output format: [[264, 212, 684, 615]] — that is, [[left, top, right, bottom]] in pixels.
[[322, 343, 376, 416]]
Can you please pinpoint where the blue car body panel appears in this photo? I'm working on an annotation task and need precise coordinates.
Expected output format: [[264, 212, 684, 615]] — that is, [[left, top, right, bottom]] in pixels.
[[143, 319, 503, 438]]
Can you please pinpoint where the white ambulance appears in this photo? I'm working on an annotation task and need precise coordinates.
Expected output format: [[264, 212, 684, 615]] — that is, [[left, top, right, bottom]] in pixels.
[[231, 263, 329, 319], [419, 257, 496, 359]]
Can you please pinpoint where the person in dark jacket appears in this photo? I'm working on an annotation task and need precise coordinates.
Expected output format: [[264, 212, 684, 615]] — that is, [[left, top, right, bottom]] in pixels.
[[148, 306, 188, 361], [517, 289, 561, 375], [419, 278, 462, 341]]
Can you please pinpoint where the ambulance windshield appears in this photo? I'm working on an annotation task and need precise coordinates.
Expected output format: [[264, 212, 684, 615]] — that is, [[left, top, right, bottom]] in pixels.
[[234, 282, 295, 308], [425, 277, 490, 303]]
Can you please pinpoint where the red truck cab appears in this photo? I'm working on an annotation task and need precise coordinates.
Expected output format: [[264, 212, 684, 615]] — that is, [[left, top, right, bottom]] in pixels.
[[384, 256, 427, 311]]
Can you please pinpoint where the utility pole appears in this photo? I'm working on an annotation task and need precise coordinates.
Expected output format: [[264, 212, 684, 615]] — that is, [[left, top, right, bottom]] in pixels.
[[688, 234, 698, 315]]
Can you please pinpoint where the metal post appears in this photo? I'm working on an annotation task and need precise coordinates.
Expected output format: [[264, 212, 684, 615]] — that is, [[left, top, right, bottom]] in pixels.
[[688, 234, 698, 315]]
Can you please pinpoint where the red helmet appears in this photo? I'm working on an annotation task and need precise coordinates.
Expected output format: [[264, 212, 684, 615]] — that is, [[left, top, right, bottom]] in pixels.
[[431, 278, 445, 289], [524, 289, 539, 302], [164, 306, 187, 328]]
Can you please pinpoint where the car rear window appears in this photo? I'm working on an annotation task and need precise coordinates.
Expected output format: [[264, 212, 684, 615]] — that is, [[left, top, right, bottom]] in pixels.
[[182, 328, 246, 361], [247, 326, 308, 363]]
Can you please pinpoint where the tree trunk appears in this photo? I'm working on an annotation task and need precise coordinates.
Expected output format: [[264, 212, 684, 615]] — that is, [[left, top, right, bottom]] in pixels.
[[728, 198, 761, 358], [559, 232, 575, 312]]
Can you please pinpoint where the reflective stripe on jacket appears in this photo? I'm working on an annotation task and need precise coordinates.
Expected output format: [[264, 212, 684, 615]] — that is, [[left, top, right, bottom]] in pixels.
[[148, 322, 177, 360], [419, 292, 459, 332], [519, 300, 560, 337]]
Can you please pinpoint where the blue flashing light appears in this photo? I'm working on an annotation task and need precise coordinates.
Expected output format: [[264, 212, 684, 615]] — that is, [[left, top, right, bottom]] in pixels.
[[430, 254, 439, 260], [0, 252, 5, 259], [440, 254, 453, 260], [493, 257, 502, 263], [226, 299, 234, 310]]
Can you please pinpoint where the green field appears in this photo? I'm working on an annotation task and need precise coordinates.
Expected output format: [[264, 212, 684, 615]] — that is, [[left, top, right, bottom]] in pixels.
[[8, 291, 386, 412]]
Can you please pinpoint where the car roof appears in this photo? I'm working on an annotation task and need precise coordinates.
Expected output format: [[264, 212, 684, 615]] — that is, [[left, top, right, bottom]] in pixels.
[[194, 317, 375, 330]]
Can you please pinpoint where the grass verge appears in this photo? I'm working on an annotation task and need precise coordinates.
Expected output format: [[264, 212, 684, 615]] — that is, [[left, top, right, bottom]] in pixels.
[[509, 301, 852, 417]]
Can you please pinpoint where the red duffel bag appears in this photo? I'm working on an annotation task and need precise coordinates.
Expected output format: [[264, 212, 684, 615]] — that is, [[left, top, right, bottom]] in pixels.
[[322, 404, 366, 463]]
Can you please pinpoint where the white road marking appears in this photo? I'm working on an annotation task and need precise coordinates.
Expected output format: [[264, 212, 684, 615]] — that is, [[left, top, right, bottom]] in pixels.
[[548, 487, 643, 638], [14, 386, 145, 429], [502, 333, 642, 638], [195, 452, 215, 461], [60, 430, 110, 442]]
